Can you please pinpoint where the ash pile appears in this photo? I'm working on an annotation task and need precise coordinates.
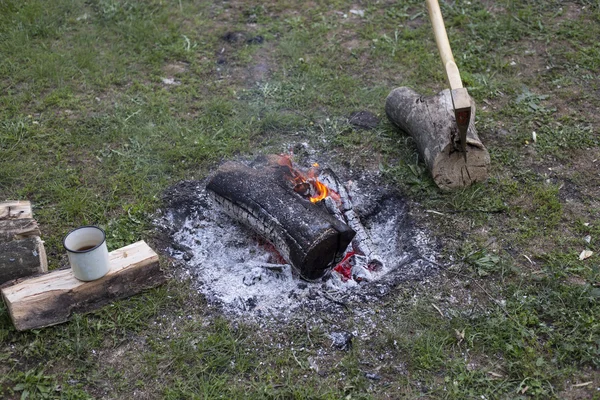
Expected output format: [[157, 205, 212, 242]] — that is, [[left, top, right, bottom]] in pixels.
[[156, 155, 438, 319]]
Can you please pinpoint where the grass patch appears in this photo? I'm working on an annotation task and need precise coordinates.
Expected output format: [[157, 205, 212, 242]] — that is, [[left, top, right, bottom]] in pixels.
[[1, 0, 599, 398]]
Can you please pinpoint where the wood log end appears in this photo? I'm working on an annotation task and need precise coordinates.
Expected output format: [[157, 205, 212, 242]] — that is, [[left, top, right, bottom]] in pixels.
[[431, 143, 491, 190], [0, 201, 33, 220], [0, 236, 48, 285], [300, 227, 354, 280]]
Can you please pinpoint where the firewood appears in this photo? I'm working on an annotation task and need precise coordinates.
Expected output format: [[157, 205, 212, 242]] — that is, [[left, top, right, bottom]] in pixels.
[[206, 162, 355, 280], [0, 219, 41, 243], [0, 201, 47, 285], [0, 236, 48, 286], [1, 240, 166, 331], [385, 87, 490, 190], [0, 201, 33, 220], [321, 170, 384, 271]]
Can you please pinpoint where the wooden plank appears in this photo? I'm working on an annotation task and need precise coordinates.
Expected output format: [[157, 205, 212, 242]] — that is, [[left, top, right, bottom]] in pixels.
[[0, 219, 41, 243], [0, 201, 33, 220], [1, 240, 166, 331], [0, 236, 48, 285]]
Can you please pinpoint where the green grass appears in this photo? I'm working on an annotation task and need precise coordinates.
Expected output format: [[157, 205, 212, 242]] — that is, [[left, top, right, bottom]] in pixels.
[[1, 0, 600, 398]]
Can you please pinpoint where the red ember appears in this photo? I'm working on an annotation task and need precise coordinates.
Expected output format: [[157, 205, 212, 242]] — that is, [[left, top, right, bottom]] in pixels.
[[333, 251, 356, 281]]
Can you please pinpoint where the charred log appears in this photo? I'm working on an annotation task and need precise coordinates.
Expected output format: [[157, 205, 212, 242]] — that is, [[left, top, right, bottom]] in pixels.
[[206, 162, 355, 280]]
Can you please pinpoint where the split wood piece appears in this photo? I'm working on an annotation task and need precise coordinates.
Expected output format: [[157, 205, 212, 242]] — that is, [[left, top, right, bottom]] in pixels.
[[0, 201, 33, 220], [385, 87, 490, 190], [0, 201, 47, 285], [0, 237, 48, 286], [321, 169, 384, 272], [206, 162, 355, 280], [0, 219, 41, 243], [1, 240, 165, 331]]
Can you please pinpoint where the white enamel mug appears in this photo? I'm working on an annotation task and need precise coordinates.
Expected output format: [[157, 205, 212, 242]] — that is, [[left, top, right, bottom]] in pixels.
[[63, 226, 110, 281]]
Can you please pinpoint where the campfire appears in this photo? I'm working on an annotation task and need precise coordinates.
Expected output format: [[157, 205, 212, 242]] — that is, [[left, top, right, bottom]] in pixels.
[[206, 154, 385, 287], [158, 151, 437, 316]]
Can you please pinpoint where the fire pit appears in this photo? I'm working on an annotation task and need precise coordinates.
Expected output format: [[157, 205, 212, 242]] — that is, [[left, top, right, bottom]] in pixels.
[[157, 154, 438, 318]]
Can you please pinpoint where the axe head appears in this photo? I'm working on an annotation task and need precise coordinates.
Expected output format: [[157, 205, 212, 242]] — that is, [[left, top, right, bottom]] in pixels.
[[450, 87, 471, 161]]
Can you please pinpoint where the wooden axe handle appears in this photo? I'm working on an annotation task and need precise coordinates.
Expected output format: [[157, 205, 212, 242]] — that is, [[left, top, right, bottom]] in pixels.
[[425, 0, 462, 90]]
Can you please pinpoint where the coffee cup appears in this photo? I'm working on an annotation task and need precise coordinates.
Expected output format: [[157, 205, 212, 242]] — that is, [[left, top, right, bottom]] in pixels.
[[63, 226, 110, 281]]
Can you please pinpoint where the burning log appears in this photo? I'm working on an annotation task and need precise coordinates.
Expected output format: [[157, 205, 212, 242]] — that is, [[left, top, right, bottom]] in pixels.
[[206, 162, 355, 280], [385, 87, 490, 190]]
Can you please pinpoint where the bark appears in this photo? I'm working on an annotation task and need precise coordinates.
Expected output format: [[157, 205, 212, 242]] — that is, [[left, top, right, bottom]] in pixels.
[[385, 87, 490, 190], [206, 162, 356, 280], [0, 236, 48, 286]]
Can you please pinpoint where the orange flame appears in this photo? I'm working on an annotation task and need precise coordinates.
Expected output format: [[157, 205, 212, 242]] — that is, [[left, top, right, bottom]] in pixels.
[[276, 154, 331, 203], [309, 179, 329, 203]]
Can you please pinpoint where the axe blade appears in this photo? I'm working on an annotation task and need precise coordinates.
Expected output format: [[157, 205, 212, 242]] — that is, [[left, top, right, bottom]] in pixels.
[[450, 87, 471, 161]]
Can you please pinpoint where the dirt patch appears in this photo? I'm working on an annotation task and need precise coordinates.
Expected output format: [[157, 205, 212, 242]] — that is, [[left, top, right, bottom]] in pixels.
[[556, 370, 600, 400], [220, 40, 276, 85], [348, 110, 380, 130], [556, 3, 584, 23], [162, 62, 189, 76]]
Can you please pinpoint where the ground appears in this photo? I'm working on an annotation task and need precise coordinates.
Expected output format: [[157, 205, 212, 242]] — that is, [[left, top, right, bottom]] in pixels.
[[0, 0, 599, 399]]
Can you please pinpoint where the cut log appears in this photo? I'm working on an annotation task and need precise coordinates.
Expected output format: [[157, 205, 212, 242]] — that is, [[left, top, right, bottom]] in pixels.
[[0, 201, 33, 220], [0, 236, 48, 285], [385, 87, 490, 190], [0, 219, 41, 243], [206, 162, 356, 280], [1, 240, 166, 331]]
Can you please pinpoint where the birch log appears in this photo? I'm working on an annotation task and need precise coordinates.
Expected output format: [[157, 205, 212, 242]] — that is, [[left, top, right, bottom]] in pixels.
[[385, 87, 490, 190]]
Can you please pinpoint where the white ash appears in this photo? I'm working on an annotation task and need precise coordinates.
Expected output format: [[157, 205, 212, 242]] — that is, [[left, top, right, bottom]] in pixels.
[[157, 171, 439, 319], [329, 331, 353, 350]]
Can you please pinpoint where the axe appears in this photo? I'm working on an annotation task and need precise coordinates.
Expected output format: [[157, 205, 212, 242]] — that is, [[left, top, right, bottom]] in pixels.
[[425, 0, 471, 160]]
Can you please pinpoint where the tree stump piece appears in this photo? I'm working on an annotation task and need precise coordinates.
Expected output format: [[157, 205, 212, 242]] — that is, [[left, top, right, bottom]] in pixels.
[[385, 87, 490, 190], [0, 201, 47, 285]]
